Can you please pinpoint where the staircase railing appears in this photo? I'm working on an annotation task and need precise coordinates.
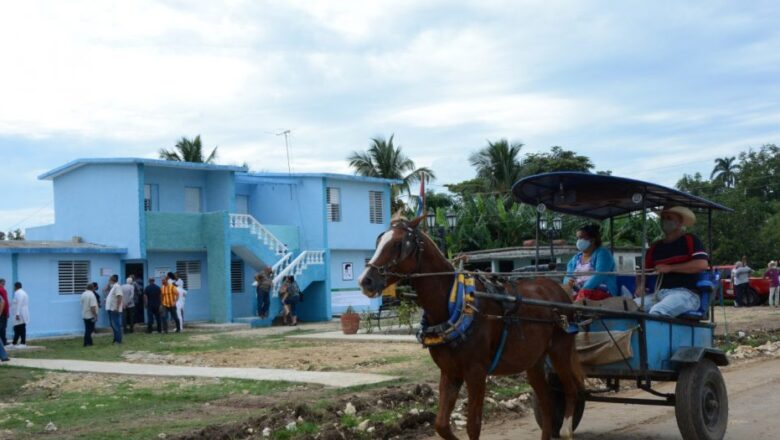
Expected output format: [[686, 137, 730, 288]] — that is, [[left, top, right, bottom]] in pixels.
[[271, 252, 292, 276], [273, 250, 326, 294], [229, 213, 288, 256]]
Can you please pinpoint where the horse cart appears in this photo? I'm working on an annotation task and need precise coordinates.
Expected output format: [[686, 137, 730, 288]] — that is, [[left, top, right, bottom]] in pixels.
[[511, 172, 730, 440], [359, 172, 730, 440]]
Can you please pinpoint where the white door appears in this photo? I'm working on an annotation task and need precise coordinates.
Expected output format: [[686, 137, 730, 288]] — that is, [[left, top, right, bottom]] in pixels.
[[185, 187, 202, 213], [236, 195, 249, 214]]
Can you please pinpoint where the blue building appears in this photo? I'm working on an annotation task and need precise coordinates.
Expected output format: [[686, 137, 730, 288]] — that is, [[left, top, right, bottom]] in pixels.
[[2, 158, 396, 338]]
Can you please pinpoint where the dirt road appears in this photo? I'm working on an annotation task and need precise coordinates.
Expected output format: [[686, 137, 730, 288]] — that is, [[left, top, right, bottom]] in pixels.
[[434, 357, 780, 440]]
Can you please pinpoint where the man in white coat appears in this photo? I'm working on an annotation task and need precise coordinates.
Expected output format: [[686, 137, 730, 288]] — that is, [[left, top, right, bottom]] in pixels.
[[12, 282, 30, 347]]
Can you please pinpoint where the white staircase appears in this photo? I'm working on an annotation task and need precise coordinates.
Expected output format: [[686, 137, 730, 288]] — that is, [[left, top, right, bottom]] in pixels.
[[229, 214, 289, 256], [272, 250, 326, 296]]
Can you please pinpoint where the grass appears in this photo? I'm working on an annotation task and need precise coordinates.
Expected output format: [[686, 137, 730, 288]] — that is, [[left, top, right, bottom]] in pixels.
[[0, 373, 293, 440]]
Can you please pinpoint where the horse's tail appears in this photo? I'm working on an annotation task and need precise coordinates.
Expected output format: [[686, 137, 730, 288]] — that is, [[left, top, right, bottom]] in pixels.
[[570, 340, 585, 391]]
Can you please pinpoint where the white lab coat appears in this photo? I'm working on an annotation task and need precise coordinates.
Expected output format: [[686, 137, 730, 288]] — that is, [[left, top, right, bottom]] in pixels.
[[12, 289, 30, 325]]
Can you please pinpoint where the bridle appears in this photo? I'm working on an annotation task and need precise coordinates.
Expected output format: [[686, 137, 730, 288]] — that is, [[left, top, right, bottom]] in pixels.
[[365, 221, 427, 283]]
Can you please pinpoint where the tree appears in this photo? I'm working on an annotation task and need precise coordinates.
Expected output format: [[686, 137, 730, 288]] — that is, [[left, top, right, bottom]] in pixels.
[[519, 146, 594, 176], [159, 135, 218, 163], [469, 139, 523, 196], [710, 156, 739, 188], [7, 229, 24, 240], [0, 231, 5, 241], [348, 134, 435, 212]]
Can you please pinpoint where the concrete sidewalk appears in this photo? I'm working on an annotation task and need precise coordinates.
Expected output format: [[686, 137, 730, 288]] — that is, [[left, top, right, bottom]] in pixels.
[[3, 358, 397, 388]]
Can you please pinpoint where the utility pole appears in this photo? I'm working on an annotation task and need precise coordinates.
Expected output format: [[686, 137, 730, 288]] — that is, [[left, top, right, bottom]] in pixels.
[[276, 129, 292, 174]]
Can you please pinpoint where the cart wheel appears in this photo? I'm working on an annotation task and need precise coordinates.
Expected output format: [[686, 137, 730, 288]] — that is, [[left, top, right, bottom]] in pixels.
[[531, 388, 585, 438], [675, 359, 728, 440]]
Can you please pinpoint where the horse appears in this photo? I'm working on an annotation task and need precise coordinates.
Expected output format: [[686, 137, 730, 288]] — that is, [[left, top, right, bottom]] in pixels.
[[358, 217, 584, 440]]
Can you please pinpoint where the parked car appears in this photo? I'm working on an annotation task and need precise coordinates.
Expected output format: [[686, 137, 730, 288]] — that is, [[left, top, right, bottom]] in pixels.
[[714, 264, 769, 306]]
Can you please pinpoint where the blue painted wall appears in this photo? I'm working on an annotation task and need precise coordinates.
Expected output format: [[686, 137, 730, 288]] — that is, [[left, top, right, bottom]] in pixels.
[[329, 249, 380, 314], [325, 178, 391, 251], [25, 224, 55, 240], [14, 253, 121, 337], [50, 164, 142, 258], [144, 167, 234, 214], [145, 251, 210, 321]]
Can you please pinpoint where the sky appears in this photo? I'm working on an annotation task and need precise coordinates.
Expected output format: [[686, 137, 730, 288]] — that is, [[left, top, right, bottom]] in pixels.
[[2, 0, 780, 232]]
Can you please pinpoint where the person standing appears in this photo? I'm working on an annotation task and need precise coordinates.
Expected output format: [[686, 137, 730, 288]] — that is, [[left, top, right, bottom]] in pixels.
[[732, 261, 752, 307], [169, 273, 187, 332], [80, 283, 98, 346], [12, 282, 30, 347], [161, 278, 180, 333], [0, 278, 9, 347], [0, 292, 8, 361], [765, 261, 780, 308], [105, 275, 124, 344], [280, 276, 301, 326], [143, 278, 163, 333], [121, 277, 136, 333], [256, 268, 273, 319]]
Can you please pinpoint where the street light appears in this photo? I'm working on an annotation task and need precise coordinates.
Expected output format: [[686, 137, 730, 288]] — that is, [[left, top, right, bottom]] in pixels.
[[446, 211, 457, 229], [426, 210, 436, 229], [540, 215, 563, 266]]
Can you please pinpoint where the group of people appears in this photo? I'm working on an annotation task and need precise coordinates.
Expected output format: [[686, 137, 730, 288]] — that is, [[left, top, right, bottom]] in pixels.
[[564, 205, 710, 318], [80, 272, 186, 347], [254, 269, 301, 326], [0, 279, 29, 362]]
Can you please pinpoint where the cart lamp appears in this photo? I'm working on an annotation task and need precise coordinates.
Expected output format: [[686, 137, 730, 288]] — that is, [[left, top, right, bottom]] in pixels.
[[426, 210, 436, 228], [539, 218, 548, 231], [553, 216, 563, 232], [446, 211, 457, 229]]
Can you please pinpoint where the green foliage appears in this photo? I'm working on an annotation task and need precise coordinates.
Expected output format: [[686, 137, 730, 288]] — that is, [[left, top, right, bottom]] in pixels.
[[469, 139, 523, 198], [520, 146, 594, 176], [347, 134, 435, 212], [396, 299, 419, 334], [159, 135, 218, 163]]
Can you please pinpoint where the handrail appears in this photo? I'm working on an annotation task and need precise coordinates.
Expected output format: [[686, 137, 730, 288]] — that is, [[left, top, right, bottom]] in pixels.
[[271, 252, 293, 275], [273, 250, 326, 289], [228, 213, 288, 255]]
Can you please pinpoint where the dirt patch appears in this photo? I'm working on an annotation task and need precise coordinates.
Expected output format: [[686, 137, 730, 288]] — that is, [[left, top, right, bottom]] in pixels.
[[711, 305, 780, 334], [22, 371, 220, 395]]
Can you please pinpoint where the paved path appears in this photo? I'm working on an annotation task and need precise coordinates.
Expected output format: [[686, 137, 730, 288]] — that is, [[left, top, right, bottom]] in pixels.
[[3, 358, 397, 388]]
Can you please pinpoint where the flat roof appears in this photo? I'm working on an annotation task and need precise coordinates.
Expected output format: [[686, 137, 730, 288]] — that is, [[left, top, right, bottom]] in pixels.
[[0, 241, 127, 254], [237, 171, 402, 185], [39, 158, 248, 180]]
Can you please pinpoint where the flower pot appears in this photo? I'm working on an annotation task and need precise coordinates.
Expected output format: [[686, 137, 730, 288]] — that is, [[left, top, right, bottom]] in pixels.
[[340, 313, 361, 334]]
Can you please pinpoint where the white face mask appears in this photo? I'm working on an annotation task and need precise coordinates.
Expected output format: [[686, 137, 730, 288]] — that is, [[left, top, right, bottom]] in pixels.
[[576, 239, 591, 252]]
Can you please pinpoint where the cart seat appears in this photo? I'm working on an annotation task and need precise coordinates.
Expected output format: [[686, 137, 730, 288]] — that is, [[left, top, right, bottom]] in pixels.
[[679, 272, 714, 320]]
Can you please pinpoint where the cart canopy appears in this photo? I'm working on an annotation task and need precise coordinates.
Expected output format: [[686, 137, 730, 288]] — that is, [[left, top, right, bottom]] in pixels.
[[511, 172, 732, 220]]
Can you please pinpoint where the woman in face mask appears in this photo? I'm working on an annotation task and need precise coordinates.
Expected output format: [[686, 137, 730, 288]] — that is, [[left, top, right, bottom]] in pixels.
[[563, 224, 617, 301]]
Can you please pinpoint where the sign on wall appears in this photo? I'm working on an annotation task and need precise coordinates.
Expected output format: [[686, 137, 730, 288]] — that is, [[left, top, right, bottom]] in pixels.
[[154, 267, 171, 278], [342, 262, 354, 281], [100, 268, 113, 277]]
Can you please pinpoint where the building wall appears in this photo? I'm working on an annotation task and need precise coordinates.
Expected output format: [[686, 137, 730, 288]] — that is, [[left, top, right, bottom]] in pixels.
[[25, 224, 55, 240], [329, 249, 381, 314], [146, 250, 210, 321], [0, 255, 12, 281], [51, 164, 142, 258], [325, 179, 391, 251], [143, 167, 234, 214], [14, 253, 122, 337]]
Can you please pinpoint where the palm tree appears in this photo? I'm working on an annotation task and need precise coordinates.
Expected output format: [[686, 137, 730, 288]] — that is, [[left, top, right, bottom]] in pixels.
[[348, 134, 435, 212], [710, 156, 739, 188], [159, 135, 218, 163], [469, 139, 523, 195]]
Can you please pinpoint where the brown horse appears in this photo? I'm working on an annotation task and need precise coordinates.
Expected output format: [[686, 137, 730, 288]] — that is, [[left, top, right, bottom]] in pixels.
[[358, 217, 583, 440]]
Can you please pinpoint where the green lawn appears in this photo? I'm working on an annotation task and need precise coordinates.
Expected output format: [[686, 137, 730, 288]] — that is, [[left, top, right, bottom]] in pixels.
[[0, 365, 294, 440]]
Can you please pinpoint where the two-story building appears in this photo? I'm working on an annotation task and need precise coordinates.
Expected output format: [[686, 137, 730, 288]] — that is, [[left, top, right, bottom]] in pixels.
[[2, 158, 396, 338]]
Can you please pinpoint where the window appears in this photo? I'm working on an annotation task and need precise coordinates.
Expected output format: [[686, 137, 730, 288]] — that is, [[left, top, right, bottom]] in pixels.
[[175, 260, 202, 290], [369, 191, 383, 224], [326, 187, 341, 222], [58, 260, 90, 295], [144, 184, 158, 212], [231, 260, 244, 293], [235, 195, 249, 214], [185, 187, 202, 213]]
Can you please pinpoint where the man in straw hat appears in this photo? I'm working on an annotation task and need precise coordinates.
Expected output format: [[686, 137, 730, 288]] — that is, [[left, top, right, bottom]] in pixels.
[[635, 206, 709, 317]]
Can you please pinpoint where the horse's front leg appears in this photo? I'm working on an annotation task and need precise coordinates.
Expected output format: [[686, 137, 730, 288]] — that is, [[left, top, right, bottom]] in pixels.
[[465, 372, 488, 439], [527, 359, 553, 440], [435, 372, 463, 440]]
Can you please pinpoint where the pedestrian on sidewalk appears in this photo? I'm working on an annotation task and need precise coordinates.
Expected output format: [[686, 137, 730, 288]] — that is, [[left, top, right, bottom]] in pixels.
[[280, 276, 300, 326], [80, 283, 98, 347], [105, 275, 124, 344], [0, 278, 9, 347], [121, 277, 136, 333], [765, 261, 780, 307], [143, 278, 163, 333], [161, 277, 180, 333], [0, 292, 9, 361], [12, 282, 29, 347], [732, 261, 752, 307], [256, 268, 273, 319]]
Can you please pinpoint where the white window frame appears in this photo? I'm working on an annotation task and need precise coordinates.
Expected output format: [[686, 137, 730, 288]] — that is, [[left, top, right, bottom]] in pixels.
[[175, 260, 202, 290], [58, 260, 90, 295], [369, 191, 383, 224], [231, 260, 244, 293], [326, 187, 341, 222], [185, 187, 202, 213]]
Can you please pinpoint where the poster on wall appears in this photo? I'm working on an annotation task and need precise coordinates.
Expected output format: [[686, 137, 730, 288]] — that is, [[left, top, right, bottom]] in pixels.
[[154, 267, 171, 278], [100, 268, 113, 277], [342, 262, 354, 281]]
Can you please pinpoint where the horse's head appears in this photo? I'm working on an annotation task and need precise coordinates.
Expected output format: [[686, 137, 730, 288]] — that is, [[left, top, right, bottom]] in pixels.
[[359, 216, 426, 298]]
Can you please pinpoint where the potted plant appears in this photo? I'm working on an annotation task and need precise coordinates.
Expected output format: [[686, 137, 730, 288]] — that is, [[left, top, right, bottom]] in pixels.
[[340, 306, 361, 334]]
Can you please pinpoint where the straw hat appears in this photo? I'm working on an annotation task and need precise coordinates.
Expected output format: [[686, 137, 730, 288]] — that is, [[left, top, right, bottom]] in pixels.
[[658, 206, 696, 227], [769, 261, 777, 268]]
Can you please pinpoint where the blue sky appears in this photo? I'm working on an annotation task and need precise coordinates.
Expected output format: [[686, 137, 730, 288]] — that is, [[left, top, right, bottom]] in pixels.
[[2, 0, 780, 231]]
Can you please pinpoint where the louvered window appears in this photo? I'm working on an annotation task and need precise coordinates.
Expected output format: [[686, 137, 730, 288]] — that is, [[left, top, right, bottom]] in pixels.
[[231, 260, 244, 293], [369, 191, 383, 224], [185, 187, 202, 213], [326, 187, 341, 222], [58, 260, 90, 295], [175, 260, 202, 290]]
